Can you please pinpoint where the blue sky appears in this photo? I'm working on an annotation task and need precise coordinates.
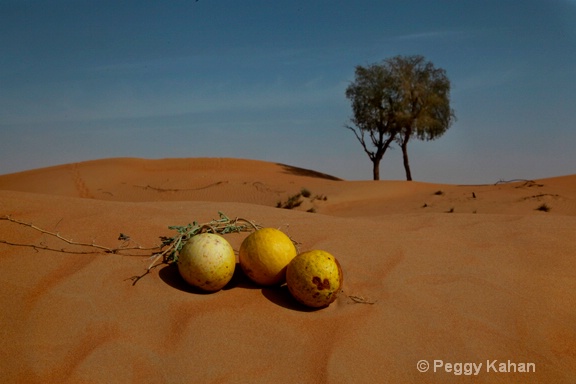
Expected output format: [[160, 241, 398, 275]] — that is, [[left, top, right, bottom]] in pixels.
[[1, 0, 575, 183]]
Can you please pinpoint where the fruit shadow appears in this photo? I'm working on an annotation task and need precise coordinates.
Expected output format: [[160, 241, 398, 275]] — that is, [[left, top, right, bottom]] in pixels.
[[159, 263, 322, 312], [261, 285, 323, 313], [159, 262, 260, 295]]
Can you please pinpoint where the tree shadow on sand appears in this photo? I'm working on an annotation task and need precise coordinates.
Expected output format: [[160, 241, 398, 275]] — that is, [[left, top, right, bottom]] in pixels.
[[276, 163, 342, 181]]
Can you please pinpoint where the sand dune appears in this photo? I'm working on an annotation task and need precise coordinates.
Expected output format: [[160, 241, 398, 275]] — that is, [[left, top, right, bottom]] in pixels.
[[1, 158, 575, 383], [1, 157, 574, 216]]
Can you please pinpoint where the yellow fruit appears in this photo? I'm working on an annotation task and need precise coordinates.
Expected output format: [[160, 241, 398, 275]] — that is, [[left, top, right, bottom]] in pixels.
[[286, 250, 343, 308], [177, 233, 236, 292], [239, 228, 298, 286]]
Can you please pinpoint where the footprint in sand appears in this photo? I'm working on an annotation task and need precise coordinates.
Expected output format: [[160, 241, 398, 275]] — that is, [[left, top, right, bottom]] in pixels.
[[70, 163, 94, 198]]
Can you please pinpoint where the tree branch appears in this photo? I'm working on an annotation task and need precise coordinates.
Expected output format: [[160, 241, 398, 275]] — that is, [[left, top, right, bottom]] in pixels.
[[345, 124, 375, 160]]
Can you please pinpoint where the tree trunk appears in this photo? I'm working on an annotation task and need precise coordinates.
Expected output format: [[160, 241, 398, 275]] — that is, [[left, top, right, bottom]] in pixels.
[[372, 158, 380, 180], [401, 135, 413, 181]]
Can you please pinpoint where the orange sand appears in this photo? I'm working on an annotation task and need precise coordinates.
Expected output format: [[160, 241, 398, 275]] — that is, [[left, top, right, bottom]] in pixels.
[[1, 158, 575, 383]]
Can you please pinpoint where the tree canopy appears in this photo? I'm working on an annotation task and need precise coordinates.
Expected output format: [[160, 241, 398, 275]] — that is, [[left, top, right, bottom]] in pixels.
[[345, 55, 455, 180]]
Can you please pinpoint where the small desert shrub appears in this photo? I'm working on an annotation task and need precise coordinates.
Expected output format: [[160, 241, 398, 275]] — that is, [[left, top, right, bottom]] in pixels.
[[277, 193, 303, 209], [536, 203, 551, 212], [276, 189, 327, 212]]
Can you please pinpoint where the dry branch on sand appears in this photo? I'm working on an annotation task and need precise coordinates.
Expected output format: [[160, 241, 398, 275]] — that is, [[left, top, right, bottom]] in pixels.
[[0, 212, 261, 284], [0, 215, 157, 255]]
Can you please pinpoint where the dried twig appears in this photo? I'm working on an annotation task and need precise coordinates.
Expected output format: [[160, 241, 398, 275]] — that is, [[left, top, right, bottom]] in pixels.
[[347, 295, 376, 305], [0, 239, 104, 254], [0, 215, 157, 255]]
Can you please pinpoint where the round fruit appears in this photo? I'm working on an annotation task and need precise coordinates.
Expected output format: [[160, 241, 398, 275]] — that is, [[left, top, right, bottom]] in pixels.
[[177, 233, 236, 292], [239, 228, 298, 286], [286, 250, 343, 308]]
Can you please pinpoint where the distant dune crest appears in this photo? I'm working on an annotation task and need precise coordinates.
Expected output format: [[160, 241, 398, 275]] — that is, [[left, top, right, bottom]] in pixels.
[[0, 157, 574, 216]]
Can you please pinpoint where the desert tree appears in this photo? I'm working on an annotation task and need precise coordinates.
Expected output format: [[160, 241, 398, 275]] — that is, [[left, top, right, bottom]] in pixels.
[[345, 63, 399, 181], [345, 55, 455, 181], [388, 55, 455, 180]]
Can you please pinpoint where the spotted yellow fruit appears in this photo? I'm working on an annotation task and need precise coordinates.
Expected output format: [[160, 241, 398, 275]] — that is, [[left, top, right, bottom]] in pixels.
[[177, 233, 236, 292], [286, 250, 343, 308], [239, 228, 298, 286]]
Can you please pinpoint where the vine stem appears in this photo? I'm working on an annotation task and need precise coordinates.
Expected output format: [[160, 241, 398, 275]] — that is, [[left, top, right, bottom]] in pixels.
[[1, 212, 263, 285], [0, 215, 158, 255]]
